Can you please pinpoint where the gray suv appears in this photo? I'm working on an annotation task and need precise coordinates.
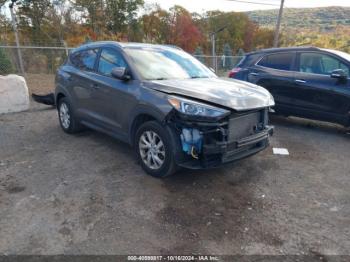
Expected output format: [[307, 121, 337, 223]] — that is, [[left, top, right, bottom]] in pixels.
[[55, 41, 275, 177]]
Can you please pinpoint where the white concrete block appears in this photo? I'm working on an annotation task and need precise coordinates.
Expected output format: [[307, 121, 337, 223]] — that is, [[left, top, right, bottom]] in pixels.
[[0, 74, 30, 114]]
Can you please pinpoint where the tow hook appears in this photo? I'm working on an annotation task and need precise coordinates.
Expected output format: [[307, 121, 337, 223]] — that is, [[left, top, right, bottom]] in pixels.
[[180, 128, 203, 159]]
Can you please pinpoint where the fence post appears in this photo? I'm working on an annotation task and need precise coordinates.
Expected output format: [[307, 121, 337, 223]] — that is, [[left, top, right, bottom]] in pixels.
[[9, 4, 25, 76], [211, 34, 216, 72]]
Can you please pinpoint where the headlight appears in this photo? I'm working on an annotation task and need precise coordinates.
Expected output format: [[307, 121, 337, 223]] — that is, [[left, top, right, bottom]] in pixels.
[[168, 96, 230, 118]]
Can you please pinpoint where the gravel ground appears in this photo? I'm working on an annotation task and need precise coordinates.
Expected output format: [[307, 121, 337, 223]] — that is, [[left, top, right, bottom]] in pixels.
[[0, 102, 349, 256]]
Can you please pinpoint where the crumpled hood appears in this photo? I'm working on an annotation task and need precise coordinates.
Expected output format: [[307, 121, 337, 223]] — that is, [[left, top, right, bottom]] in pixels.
[[144, 77, 275, 111]]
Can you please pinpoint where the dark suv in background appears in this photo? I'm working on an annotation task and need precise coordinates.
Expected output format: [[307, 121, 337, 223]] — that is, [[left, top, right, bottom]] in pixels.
[[229, 47, 350, 127]]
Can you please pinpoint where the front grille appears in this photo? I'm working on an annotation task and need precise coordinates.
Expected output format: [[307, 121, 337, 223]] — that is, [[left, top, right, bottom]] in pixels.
[[228, 109, 265, 142]]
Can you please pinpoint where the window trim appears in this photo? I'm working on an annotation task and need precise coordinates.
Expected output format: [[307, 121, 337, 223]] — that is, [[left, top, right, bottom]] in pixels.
[[69, 48, 100, 72], [255, 51, 297, 72], [95, 47, 133, 79], [295, 51, 350, 78]]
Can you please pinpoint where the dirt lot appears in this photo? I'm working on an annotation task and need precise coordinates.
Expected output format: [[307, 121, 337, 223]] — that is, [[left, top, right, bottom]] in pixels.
[[0, 101, 349, 256]]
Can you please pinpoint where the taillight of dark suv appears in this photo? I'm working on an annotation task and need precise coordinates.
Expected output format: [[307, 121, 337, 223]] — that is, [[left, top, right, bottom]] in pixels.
[[228, 67, 242, 78]]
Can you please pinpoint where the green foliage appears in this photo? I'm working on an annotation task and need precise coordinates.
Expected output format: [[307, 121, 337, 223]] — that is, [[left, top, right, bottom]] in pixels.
[[237, 48, 245, 56], [0, 49, 14, 75], [2, 1, 347, 63], [247, 7, 350, 30], [223, 43, 233, 69], [194, 46, 204, 63], [17, 0, 53, 44], [106, 0, 144, 35]]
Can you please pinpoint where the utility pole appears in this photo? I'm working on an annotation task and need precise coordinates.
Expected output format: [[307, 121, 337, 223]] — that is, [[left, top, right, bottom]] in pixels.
[[211, 34, 216, 71], [210, 25, 227, 72], [9, 0, 25, 75], [273, 0, 285, 48]]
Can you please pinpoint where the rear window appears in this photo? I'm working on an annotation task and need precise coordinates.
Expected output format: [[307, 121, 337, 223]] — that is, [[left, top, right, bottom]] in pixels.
[[257, 53, 294, 71], [70, 49, 99, 71], [235, 56, 247, 68], [235, 54, 260, 68]]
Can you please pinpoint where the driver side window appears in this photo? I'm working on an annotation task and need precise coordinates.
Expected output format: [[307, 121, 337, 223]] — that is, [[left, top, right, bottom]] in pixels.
[[98, 48, 127, 77], [299, 52, 349, 76]]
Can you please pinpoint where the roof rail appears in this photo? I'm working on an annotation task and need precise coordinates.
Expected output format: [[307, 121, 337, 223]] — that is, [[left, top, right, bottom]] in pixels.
[[162, 44, 183, 50]]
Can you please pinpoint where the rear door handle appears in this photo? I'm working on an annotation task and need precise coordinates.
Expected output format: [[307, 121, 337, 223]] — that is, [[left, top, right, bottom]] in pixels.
[[249, 72, 259, 76], [295, 79, 306, 84]]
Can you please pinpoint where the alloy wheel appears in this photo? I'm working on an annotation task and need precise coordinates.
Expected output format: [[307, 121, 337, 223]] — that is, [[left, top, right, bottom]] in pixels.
[[59, 102, 71, 129], [139, 130, 166, 170]]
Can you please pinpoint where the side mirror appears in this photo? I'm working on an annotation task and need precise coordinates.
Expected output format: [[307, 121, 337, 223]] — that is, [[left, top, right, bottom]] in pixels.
[[330, 69, 347, 81], [111, 67, 131, 81]]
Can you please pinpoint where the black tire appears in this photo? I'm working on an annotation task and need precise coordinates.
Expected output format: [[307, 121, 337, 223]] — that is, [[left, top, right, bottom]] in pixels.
[[135, 121, 177, 177], [57, 97, 83, 134]]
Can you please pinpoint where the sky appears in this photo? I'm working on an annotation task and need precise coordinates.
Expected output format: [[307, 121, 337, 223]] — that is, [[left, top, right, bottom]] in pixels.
[[144, 0, 350, 12]]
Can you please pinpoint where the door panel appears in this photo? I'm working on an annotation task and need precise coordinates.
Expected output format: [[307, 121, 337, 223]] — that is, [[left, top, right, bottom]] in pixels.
[[293, 72, 343, 113], [68, 48, 99, 121], [91, 48, 137, 136], [292, 52, 350, 122], [250, 52, 296, 108]]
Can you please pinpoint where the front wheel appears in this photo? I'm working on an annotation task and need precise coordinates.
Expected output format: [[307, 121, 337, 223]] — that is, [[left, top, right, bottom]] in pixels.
[[135, 121, 177, 177]]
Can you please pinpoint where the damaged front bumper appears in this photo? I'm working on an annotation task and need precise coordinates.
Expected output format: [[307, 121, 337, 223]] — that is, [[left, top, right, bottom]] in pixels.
[[167, 108, 274, 169]]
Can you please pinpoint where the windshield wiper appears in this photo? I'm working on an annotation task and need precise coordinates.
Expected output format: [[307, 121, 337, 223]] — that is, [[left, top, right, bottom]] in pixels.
[[191, 76, 209, 79]]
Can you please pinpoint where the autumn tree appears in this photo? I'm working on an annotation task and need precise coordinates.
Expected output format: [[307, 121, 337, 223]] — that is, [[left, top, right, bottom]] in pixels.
[[105, 0, 144, 39], [72, 0, 105, 38], [17, 0, 53, 44], [167, 5, 203, 52], [252, 27, 274, 50], [194, 46, 204, 63], [0, 12, 12, 44], [142, 6, 170, 44], [223, 43, 233, 69]]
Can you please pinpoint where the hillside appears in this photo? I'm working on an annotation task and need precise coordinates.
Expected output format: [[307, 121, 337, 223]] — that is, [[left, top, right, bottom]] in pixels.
[[247, 6, 350, 31]]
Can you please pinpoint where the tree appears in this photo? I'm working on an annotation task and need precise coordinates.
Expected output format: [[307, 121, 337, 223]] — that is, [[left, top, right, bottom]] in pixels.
[[142, 6, 170, 43], [252, 28, 274, 50], [193, 46, 204, 63], [72, 0, 105, 38], [0, 13, 12, 44], [17, 0, 53, 44], [168, 5, 203, 52], [237, 48, 245, 56], [223, 43, 233, 69], [0, 49, 14, 75], [106, 0, 144, 38], [243, 20, 258, 51]]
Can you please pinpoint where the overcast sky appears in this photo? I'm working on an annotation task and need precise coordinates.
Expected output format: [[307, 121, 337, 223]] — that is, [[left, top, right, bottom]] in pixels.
[[144, 0, 350, 12]]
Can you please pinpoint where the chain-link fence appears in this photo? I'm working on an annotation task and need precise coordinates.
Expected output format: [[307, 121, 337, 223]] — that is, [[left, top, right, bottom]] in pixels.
[[0, 46, 243, 94], [0, 46, 70, 94], [193, 55, 243, 77]]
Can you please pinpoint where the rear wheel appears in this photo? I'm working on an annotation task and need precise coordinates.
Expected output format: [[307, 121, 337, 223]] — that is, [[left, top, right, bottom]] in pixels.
[[58, 97, 83, 134], [135, 121, 177, 177]]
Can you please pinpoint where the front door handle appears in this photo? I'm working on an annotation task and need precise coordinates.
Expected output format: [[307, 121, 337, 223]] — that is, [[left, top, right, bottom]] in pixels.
[[295, 79, 306, 84]]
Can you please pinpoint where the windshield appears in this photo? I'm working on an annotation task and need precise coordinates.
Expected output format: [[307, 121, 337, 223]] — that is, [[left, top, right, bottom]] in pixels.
[[124, 47, 217, 80], [323, 49, 350, 62]]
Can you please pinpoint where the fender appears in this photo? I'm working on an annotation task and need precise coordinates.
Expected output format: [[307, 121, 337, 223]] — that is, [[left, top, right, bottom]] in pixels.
[[127, 103, 172, 145], [55, 84, 74, 109]]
